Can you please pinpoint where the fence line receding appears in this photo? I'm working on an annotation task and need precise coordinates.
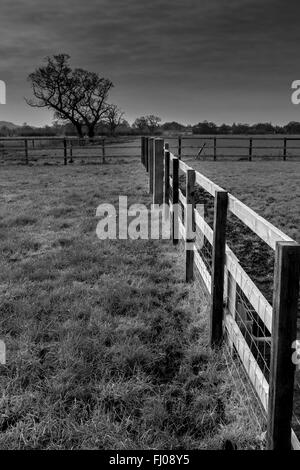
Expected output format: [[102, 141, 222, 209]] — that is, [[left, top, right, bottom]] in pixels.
[[141, 136, 300, 451]]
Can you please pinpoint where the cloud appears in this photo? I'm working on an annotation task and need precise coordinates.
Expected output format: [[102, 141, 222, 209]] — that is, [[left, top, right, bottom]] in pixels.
[[1, 0, 300, 124]]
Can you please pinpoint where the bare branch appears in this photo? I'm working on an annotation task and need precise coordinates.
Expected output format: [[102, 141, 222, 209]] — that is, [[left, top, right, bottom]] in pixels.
[[26, 54, 113, 138]]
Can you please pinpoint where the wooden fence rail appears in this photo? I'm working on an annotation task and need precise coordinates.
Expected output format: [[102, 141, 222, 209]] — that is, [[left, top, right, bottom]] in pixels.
[[141, 136, 300, 450]]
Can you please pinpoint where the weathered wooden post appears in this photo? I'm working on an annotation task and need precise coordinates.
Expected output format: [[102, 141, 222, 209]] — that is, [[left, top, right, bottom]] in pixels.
[[164, 143, 170, 210], [249, 138, 253, 161], [141, 136, 145, 166], [267, 241, 300, 450], [171, 157, 179, 245], [213, 137, 217, 161], [102, 138, 106, 164], [153, 138, 164, 204], [145, 137, 149, 172], [141, 136, 144, 165], [24, 139, 29, 165], [210, 190, 228, 347], [149, 138, 154, 194], [283, 138, 287, 161], [178, 136, 182, 160], [70, 141, 73, 163], [63, 138, 67, 165], [185, 169, 196, 282]]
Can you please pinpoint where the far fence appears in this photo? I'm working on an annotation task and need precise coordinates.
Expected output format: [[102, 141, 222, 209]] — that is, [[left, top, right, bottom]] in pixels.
[[141, 136, 300, 450], [0, 136, 141, 165], [167, 135, 300, 160], [2, 134, 300, 165]]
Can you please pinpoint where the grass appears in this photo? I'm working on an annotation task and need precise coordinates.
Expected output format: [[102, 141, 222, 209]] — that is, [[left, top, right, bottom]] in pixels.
[[0, 160, 264, 449]]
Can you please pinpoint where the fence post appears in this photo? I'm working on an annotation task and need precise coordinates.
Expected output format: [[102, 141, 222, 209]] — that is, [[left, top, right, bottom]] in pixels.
[[185, 169, 196, 282], [141, 136, 144, 165], [164, 143, 170, 211], [149, 138, 154, 194], [171, 157, 179, 245], [63, 138, 67, 165], [153, 139, 164, 204], [210, 190, 228, 347], [267, 241, 300, 450], [178, 136, 182, 160], [249, 138, 252, 161], [283, 138, 287, 161], [213, 137, 217, 161], [70, 141, 73, 163], [24, 139, 28, 165], [145, 137, 149, 173], [141, 136, 145, 166], [102, 138, 106, 163]]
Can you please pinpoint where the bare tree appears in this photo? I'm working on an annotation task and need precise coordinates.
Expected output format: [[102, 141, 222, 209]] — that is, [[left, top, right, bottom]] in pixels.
[[147, 115, 161, 133], [27, 54, 113, 138], [132, 116, 149, 133], [71, 68, 113, 138], [132, 115, 161, 134], [105, 105, 124, 135]]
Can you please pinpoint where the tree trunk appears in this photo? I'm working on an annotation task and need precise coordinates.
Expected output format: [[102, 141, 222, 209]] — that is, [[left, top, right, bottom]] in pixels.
[[87, 126, 96, 141], [75, 124, 83, 138]]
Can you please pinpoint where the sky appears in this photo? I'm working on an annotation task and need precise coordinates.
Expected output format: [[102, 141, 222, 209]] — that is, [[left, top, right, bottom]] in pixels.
[[1, 0, 300, 126]]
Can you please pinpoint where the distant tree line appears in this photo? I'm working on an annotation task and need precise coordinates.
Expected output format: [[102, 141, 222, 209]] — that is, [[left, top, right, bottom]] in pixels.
[[3, 119, 300, 138], [1, 53, 300, 138], [191, 120, 300, 135]]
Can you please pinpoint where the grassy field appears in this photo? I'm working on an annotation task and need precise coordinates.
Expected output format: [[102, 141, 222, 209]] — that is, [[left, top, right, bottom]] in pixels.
[[0, 159, 264, 449]]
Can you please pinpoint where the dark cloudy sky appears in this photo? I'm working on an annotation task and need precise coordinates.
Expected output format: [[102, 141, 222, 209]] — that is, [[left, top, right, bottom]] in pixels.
[[1, 0, 300, 126]]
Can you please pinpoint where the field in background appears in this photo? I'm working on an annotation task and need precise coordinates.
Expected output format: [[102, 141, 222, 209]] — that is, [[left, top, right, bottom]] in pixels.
[[187, 159, 300, 242], [0, 162, 263, 449]]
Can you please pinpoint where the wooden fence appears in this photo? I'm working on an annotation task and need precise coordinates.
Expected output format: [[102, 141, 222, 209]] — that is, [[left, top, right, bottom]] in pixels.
[[2, 134, 300, 164], [141, 136, 300, 450], [0, 136, 141, 164], [168, 135, 300, 160]]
